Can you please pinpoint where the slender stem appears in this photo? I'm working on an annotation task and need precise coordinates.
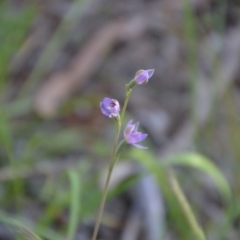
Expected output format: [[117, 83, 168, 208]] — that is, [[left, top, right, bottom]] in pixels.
[[91, 163, 114, 240], [168, 169, 205, 240], [120, 86, 132, 123], [91, 125, 120, 240]]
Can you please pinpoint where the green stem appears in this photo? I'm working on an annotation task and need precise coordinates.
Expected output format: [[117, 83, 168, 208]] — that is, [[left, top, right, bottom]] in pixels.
[[168, 169, 205, 240], [91, 125, 120, 240], [120, 86, 132, 123]]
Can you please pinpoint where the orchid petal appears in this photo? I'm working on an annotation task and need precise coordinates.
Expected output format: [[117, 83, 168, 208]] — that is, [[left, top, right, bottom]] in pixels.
[[146, 69, 155, 78], [100, 97, 120, 118], [123, 120, 148, 149], [133, 143, 148, 149]]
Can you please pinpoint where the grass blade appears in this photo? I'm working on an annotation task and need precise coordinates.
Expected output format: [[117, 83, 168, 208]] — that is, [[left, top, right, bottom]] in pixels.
[[67, 169, 82, 240], [164, 153, 231, 204]]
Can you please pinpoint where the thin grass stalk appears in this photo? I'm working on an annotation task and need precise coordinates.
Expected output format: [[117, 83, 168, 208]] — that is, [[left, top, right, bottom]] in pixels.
[[168, 169, 205, 240]]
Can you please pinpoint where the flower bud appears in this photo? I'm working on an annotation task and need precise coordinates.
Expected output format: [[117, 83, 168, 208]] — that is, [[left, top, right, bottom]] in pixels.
[[134, 69, 155, 85]]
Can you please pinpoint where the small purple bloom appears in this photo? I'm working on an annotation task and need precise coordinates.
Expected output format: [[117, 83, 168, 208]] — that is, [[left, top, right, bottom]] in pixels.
[[124, 120, 148, 149], [134, 69, 155, 85], [100, 97, 120, 118]]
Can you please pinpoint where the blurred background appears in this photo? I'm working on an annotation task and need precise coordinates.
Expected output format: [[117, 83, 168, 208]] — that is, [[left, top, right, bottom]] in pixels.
[[1, 0, 240, 239]]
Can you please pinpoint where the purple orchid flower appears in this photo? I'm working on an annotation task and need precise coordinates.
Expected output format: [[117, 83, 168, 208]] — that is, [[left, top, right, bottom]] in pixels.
[[100, 97, 120, 118], [134, 69, 155, 85], [124, 120, 148, 149]]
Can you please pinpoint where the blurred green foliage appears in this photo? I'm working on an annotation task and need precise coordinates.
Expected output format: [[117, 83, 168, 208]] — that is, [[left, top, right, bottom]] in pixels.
[[0, 1, 36, 91], [0, 0, 236, 240]]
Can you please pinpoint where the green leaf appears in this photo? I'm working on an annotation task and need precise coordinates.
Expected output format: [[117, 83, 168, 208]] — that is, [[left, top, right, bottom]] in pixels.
[[164, 153, 231, 204], [0, 211, 43, 240], [129, 149, 232, 239], [129, 148, 191, 239], [67, 169, 82, 240]]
